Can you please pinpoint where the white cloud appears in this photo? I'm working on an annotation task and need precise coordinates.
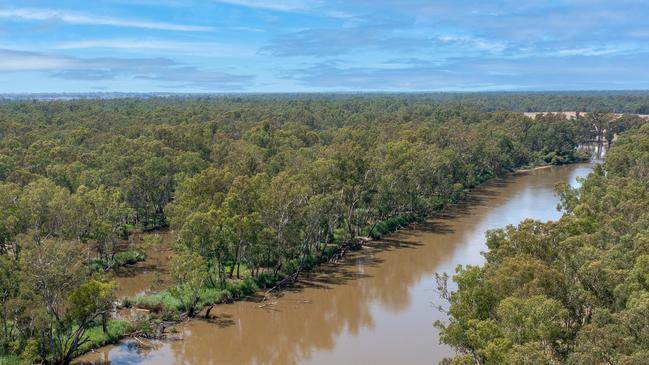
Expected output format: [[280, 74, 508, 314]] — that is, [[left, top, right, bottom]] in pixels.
[[0, 8, 214, 31], [436, 34, 508, 53], [214, 0, 350, 17], [52, 39, 256, 57], [0, 49, 175, 72], [0, 49, 72, 71], [0, 48, 253, 89], [554, 45, 633, 57], [215, 0, 318, 12]]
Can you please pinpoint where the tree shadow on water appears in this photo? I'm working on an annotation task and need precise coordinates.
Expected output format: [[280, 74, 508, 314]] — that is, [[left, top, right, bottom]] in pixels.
[[204, 313, 237, 328]]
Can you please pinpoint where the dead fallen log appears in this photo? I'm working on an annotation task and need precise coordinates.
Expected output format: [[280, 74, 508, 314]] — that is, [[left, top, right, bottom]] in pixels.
[[262, 238, 365, 301]]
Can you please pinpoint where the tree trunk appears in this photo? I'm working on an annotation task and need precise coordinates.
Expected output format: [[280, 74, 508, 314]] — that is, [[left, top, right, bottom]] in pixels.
[[347, 205, 356, 240], [219, 262, 226, 288], [102, 312, 108, 334], [367, 222, 378, 238], [205, 305, 214, 319], [61, 325, 86, 365], [13, 242, 20, 261], [229, 240, 242, 279]]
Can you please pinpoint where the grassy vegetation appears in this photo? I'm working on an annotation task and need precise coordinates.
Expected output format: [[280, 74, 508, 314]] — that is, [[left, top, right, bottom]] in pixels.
[[76, 320, 133, 355], [132, 278, 259, 318], [251, 272, 283, 289], [0, 355, 23, 365], [88, 250, 147, 271], [0, 320, 132, 365], [133, 291, 180, 310], [363, 214, 423, 240]]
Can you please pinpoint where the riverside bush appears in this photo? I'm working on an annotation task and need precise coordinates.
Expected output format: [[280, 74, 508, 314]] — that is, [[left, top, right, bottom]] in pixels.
[[88, 250, 147, 271]]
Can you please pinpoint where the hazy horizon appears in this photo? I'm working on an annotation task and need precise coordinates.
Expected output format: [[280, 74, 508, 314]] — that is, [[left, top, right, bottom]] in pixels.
[[1, 0, 648, 93]]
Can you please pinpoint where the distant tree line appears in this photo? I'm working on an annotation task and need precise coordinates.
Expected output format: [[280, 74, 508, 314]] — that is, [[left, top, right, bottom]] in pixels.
[[3, 90, 649, 113]]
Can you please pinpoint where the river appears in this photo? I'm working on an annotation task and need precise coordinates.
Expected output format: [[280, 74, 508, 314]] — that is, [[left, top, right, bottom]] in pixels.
[[76, 162, 595, 365]]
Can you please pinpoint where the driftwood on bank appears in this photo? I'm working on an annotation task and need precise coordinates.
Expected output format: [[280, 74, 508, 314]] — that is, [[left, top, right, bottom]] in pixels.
[[261, 238, 365, 302]]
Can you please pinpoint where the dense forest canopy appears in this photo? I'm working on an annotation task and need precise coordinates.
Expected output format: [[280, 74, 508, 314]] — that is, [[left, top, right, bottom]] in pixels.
[[0, 95, 645, 364], [437, 124, 649, 364]]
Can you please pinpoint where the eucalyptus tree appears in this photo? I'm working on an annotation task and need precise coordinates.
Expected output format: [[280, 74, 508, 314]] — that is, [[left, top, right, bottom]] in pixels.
[[19, 240, 115, 365]]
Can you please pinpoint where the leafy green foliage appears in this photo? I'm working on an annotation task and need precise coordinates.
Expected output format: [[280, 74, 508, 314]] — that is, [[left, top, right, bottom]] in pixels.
[[9, 240, 116, 364], [169, 251, 207, 317], [76, 320, 132, 355], [134, 291, 182, 313], [437, 125, 649, 364], [0, 96, 644, 363], [87, 250, 146, 271]]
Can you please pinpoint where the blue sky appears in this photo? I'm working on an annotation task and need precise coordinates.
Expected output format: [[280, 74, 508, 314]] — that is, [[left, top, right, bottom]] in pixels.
[[0, 0, 648, 93]]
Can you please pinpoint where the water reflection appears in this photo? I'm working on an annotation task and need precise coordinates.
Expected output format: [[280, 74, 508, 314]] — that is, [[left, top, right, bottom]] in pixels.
[[579, 142, 607, 164], [76, 164, 593, 365], [111, 231, 173, 299]]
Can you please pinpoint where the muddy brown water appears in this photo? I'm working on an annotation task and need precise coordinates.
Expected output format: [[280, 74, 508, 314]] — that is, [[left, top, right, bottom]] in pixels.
[[111, 231, 173, 299], [76, 163, 594, 365]]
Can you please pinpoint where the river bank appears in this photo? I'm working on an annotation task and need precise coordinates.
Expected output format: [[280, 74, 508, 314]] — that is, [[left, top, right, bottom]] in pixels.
[[105, 160, 584, 312], [74, 161, 595, 365]]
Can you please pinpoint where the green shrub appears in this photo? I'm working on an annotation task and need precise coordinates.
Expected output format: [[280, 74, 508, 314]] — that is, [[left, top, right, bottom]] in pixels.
[[254, 272, 281, 289], [77, 320, 132, 355], [333, 227, 347, 241], [198, 287, 231, 307], [87, 258, 108, 272], [476, 170, 495, 184], [430, 196, 446, 211], [574, 149, 591, 161], [121, 297, 133, 308], [21, 343, 37, 364], [135, 291, 181, 312], [303, 254, 320, 270], [226, 279, 257, 298], [114, 251, 146, 266], [0, 354, 24, 365], [368, 214, 421, 239], [87, 250, 147, 271], [542, 151, 557, 164], [321, 244, 338, 258]]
